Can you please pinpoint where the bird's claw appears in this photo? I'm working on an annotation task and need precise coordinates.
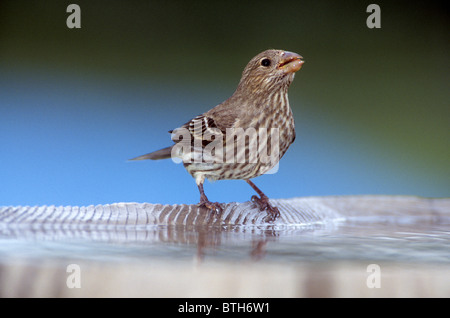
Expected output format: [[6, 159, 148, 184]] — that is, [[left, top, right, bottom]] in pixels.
[[198, 200, 224, 214], [251, 195, 280, 222]]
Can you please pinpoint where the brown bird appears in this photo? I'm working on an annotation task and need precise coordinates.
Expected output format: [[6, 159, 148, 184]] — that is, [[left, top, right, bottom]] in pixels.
[[131, 49, 304, 221]]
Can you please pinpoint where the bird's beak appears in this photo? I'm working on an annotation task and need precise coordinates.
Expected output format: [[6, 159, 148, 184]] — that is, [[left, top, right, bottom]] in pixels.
[[278, 51, 304, 74]]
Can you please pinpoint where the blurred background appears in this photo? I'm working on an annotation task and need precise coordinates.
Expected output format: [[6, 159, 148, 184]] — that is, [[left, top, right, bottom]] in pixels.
[[0, 0, 448, 207]]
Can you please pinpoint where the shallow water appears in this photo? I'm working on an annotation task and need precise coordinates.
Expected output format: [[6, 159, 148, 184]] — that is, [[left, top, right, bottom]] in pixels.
[[1, 215, 449, 265]]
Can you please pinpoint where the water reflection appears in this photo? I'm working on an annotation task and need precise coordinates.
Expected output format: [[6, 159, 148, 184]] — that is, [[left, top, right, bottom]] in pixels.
[[0, 214, 449, 264]]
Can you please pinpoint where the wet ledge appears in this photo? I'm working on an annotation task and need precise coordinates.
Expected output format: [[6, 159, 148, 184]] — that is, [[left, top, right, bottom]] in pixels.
[[1, 195, 448, 228], [0, 195, 449, 297], [0, 195, 448, 242]]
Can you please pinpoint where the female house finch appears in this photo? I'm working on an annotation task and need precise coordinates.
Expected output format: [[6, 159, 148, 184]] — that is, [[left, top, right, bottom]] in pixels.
[[131, 49, 304, 221]]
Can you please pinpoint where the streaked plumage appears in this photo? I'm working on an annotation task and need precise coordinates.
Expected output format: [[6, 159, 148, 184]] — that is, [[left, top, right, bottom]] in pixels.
[[132, 49, 304, 221]]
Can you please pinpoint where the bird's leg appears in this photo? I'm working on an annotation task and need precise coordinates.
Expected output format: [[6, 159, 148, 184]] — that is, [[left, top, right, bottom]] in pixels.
[[245, 179, 280, 221], [197, 182, 223, 213]]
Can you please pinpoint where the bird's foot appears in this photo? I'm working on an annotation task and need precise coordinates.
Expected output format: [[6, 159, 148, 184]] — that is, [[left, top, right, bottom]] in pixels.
[[198, 199, 224, 214], [251, 195, 280, 222]]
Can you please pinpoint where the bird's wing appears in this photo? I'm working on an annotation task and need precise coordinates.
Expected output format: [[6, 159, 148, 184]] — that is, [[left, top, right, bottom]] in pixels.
[[189, 115, 223, 139], [170, 114, 228, 142]]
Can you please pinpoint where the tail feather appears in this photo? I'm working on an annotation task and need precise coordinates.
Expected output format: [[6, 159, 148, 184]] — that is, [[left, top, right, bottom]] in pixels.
[[129, 146, 173, 161]]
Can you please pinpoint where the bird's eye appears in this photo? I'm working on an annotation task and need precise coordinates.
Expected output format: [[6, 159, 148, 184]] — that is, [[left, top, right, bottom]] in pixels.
[[260, 58, 271, 67]]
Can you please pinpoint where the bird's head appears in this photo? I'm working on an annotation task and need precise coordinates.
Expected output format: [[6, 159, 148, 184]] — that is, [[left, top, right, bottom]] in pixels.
[[238, 49, 304, 94]]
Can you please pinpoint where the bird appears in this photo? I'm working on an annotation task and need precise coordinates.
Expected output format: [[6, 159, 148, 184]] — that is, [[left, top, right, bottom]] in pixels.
[[131, 49, 304, 221]]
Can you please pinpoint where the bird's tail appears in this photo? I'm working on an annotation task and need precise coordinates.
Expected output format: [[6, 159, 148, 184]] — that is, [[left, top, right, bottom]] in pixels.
[[129, 146, 173, 161]]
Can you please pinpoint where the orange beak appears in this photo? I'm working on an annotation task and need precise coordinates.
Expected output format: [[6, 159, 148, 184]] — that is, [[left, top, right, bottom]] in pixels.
[[278, 51, 304, 74]]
